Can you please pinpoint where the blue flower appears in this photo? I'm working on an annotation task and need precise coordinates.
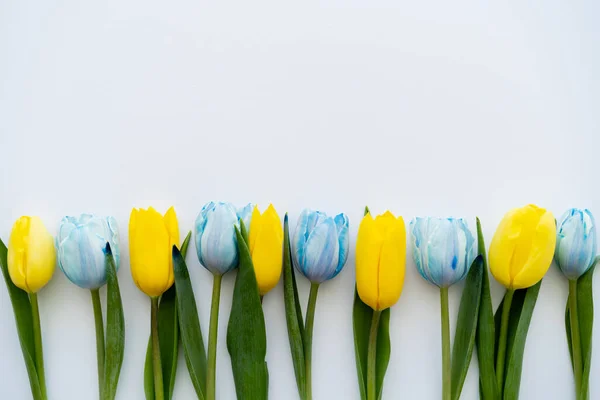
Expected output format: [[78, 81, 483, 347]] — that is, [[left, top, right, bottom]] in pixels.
[[292, 209, 349, 283], [410, 217, 476, 288], [56, 214, 120, 289], [555, 208, 597, 280], [195, 201, 253, 275]]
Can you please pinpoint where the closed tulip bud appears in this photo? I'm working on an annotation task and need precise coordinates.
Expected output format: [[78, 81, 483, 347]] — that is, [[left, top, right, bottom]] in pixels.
[[410, 217, 476, 288], [356, 211, 406, 311], [129, 206, 180, 297], [292, 209, 349, 283], [489, 204, 556, 290], [195, 201, 253, 275], [555, 208, 597, 280], [8, 216, 56, 293], [249, 204, 283, 295], [56, 214, 120, 289]]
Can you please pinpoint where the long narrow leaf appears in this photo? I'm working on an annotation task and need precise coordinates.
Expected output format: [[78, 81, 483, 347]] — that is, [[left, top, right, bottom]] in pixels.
[[353, 287, 370, 400], [503, 280, 542, 399], [0, 239, 43, 400], [173, 245, 207, 400], [451, 255, 483, 400], [226, 223, 269, 400], [103, 243, 125, 400], [577, 258, 597, 399], [375, 308, 391, 400], [282, 214, 306, 398], [473, 218, 498, 400]]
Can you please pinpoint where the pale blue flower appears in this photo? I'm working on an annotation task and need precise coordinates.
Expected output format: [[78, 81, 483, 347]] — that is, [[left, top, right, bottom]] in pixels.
[[195, 201, 253, 275], [292, 209, 349, 283], [57, 214, 120, 290], [555, 208, 597, 280], [410, 217, 476, 288]]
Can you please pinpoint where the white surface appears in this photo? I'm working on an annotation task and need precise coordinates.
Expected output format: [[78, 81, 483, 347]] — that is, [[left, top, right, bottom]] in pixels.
[[0, 1, 599, 399]]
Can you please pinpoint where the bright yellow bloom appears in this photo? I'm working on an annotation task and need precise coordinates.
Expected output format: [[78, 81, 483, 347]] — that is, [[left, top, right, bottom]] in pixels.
[[249, 204, 283, 295], [356, 211, 406, 311], [7, 216, 56, 293], [489, 204, 556, 290], [129, 206, 180, 297]]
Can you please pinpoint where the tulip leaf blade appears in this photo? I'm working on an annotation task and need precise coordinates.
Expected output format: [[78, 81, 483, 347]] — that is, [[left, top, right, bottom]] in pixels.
[[226, 224, 269, 400], [473, 218, 498, 400], [282, 214, 306, 398], [0, 239, 43, 400], [173, 246, 207, 400], [565, 306, 573, 369], [577, 258, 596, 398], [502, 280, 542, 400], [103, 243, 125, 400], [375, 308, 391, 400], [144, 339, 154, 400], [451, 255, 483, 400]]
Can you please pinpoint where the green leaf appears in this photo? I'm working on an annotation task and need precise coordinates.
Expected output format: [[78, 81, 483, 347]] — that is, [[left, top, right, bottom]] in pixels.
[[451, 255, 483, 400], [375, 308, 391, 400], [144, 232, 192, 400], [577, 258, 597, 399], [226, 222, 269, 400], [502, 280, 542, 400], [282, 214, 306, 398], [0, 239, 43, 400], [173, 245, 207, 400], [103, 243, 125, 400], [473, 218, 498, 400]]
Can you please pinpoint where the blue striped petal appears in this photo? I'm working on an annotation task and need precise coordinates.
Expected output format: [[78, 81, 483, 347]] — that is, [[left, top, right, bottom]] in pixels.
[[556, 208, 597, 280]]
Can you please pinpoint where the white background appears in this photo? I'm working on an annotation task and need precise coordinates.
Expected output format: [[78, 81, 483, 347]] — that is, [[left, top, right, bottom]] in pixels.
[[1, 1, 599, 399]]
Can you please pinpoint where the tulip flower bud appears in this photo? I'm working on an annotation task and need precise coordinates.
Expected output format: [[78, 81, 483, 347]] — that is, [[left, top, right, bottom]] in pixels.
[[356, 211, 406, 311], [194, 201, 253, 275], [8, 216, 56, 293], [57, 214, 120, 289], [489, 204, 556, 289], [292, 209, 349, 283], [248, 205, 283, 296], [555, 208, 597, 280], [410, 217, 476, 288], [129, 206, 179, 297]]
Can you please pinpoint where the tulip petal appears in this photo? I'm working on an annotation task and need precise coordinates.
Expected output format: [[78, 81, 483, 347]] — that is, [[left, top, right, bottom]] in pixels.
[[332, 213, 349, 279], [198, 203, 239, 274], [251, 207, 283, 295], [249, 206, 262, 255], [292, 209, 311, 273], [237, 203, 254, 231], [378, 216, 406, 310], [23, 217, 56, 293], [489, 208, 522, 288], [356, 214, 383, 310], [302, 217, 339, 282]]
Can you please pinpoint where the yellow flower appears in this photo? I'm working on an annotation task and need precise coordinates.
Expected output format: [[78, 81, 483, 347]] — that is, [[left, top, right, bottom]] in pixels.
[[249, 204, 283, 296], [489, 204, 556, 290], [129, 206, 180, 297], [356, 211, 406, 311], [7, 216, 56, 293]]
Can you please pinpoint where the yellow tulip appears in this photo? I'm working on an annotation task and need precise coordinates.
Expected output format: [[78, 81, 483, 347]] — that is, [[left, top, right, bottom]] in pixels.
[[489, 204, 556, 290], [249, 204, 283, 296], [7, 216, 56, 293], [356, 211, 406, 311], [129, 206, 180, 297]]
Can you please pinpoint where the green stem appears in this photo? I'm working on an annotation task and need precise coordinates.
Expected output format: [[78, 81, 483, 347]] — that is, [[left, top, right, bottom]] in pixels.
[[440, 287, 451, 400], [151, 297, 164, 400], [496, 289, 514, 395], [569, 280, 582, 400], [367, 309, 382, 400], [304, 282, 320, 400], [30, 293, 47, 400], [207, 274, 222, 400], [91, 289, 105, 399]]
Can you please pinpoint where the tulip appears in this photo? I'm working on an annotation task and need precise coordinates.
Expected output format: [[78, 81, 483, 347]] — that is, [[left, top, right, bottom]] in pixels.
[[292, 209, 349, 283], [8, 216, 56, 293], [129, 206, 180, 298], [489, 204, 556, 290], [248, 204, 283, 296], [555, 208, 597, 281], [410, 217, 476, 288], [356, 211, 406, 311], [195, 201, 253, 276], [57, 214, 120, 289]]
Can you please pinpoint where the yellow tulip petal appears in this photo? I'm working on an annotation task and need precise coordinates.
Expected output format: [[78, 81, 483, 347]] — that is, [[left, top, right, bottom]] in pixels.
[[163, 206, 180, 247], [252, 206, 283, 295], [509, 205, 545, 279], [249, 206, 262, 254], [512, 210, 556, 289], [489, 208, 521, 288], [377, 216, 406, 310], [356, 214, 382, 310], [24, 217, 56, 293], [7, 217, 31, 292]]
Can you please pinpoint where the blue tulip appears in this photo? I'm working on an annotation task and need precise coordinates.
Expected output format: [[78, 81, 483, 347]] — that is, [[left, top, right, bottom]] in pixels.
[[292, 209, 349, 283], [195, 201, 253, 275], [56, 214, 120, 289], [410, 217, 476, 288], [555, 208, 597, 280]]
